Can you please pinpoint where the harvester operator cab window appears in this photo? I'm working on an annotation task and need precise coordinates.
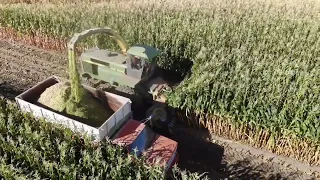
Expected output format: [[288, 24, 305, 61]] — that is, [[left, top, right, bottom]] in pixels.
[[131, 55, 144, 70]]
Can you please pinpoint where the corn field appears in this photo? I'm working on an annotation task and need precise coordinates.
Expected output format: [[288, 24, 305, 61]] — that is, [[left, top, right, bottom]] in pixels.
[[0, 0, 319, 166]]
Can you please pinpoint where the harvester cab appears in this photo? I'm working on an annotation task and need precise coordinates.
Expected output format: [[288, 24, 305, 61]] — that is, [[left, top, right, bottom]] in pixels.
[[126, 45, 159, 80], [69, 27, 175, 135]]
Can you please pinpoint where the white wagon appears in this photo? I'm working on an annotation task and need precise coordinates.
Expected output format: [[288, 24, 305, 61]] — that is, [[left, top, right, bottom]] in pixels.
[[15, 75, 132, 141]]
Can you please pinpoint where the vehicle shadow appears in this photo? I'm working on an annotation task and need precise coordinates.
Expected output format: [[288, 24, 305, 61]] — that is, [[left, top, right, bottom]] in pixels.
[[171, 121, 225, 179]]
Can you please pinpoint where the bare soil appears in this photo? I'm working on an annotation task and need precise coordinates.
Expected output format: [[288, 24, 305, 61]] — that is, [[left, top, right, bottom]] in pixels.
[[0, 39, 318, 180]]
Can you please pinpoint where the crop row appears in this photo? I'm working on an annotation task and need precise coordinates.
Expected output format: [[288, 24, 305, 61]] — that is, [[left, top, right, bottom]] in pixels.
[[0, 98, 204, 179], [0, 0, 319, 166]]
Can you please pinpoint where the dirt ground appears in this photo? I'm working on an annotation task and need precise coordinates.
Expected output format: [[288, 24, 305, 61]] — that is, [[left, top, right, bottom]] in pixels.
[[0, 39, 318, 180]]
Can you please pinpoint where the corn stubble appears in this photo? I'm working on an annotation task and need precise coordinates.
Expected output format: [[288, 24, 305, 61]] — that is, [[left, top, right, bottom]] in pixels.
[[0, 0, 319, 166]]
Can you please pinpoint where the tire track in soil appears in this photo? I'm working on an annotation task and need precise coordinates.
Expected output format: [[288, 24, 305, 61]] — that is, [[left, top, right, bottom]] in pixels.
[[0, 39, 317, 180]]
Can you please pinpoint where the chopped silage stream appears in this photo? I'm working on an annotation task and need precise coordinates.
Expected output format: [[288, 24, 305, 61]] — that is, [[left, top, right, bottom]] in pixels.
[[0, 39, 318, 179]]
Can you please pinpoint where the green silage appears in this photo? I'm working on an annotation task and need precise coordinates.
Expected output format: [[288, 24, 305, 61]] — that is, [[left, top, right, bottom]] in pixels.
[[37, 81, 113, 127]]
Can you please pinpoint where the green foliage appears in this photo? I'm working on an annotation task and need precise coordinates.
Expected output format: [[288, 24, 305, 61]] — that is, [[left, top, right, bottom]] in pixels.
[[167, 11, 320, 142], [0, 98, 206, 179]]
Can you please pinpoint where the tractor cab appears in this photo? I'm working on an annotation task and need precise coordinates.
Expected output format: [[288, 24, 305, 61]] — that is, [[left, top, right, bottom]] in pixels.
[[126, 45, 170, 104], [125, 44, 160, 81]]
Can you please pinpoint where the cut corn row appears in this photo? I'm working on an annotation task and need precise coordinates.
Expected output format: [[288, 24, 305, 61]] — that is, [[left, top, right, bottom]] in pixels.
[[0, 0, 319, 166]]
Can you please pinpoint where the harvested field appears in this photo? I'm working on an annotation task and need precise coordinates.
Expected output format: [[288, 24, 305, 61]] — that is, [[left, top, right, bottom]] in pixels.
[[0, 39, 318, 179]]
